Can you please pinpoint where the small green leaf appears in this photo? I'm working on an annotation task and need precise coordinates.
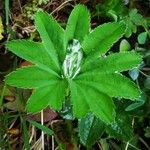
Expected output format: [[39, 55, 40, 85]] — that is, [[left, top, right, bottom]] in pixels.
[[124, 20, 136, 38], [79, 113, 105, 146], [119, 39, 131, 52], [125, 101, 144, 111], [125, 93, 145, 111], [65, 5, 90, 43], [38, 0, 49, 5], [82, 22, 125, 55], [107, 10, 118, 22], [128, 68, 139, 81], [28, 120, 54, 136], [138, 32, 147, 44], [129, 9, 144, 26]]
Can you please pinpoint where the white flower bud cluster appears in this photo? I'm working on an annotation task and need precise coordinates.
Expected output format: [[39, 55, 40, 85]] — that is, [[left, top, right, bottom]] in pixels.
[[63, 39, 83, 79]]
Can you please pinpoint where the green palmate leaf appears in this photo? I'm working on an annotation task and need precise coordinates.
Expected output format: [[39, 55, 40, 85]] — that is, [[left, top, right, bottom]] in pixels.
[[65, 5, 90, 43], [5, 4, 142, 124], [82, 22, 126, 55], [6, 40, 59, 73], [26, 79, 67, 112], [79, 113, 105, 146], [138, 32, 147, 44], [76, 72, 140, 100], [35, 11, 65, 64], [70, 81, 115, 124], [81, 52, 142, 73], [5, 66, 58, 89]]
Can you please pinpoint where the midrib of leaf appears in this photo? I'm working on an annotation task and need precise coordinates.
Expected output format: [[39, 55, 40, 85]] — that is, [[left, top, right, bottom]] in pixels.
[[76, 75, 140, 100], [86, 89, 114, 124], [65, 5, 90, 43], [48, 79, 66, 109], [74, 81, 114, 123], [82, 22, 125, 55], [91, 25, 124, 55], [70, 81, 89, 117], [6, 40, 60, 75], [72, 9, 82, 39], [81, 52, 142, 73], [41, 37, 60, 70], [5, 66, 61, 89], [99, 25, 124, 52], [35, 16, 60, 71], [46, 15, 66, 62], [26, 86, 53, 112], [36, 64, 60, 77]]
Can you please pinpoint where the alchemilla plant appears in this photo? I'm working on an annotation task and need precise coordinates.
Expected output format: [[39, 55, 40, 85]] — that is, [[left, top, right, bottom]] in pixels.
[[5, 5, 142, 124]]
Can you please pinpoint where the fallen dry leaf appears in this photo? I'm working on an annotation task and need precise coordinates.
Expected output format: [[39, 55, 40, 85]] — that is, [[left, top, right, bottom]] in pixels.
[[27, 108, 58, 122], [7, 128, 20, 135], [4, 95, 15, 102], [20, 61, 32, 67], [0, 16, 3, 40]]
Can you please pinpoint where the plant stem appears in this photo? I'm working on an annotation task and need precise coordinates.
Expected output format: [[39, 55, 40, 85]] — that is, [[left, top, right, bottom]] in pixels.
[[0, 84, 6, 107], [5, 0, 9, 26], [139, 70, 148, 77]]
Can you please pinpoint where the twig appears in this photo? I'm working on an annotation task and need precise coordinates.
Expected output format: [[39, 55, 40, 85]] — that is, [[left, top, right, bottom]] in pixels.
[[41, 110, 44, 150], [139, 70, 148, 77], [139, 137, 150, 150], [126, 143, 141, 150], [29, 126, 35, 143], [17, 0, 23, 14], [141, 67, 150, 71], [125, 142, 129, 150], [51, 0, 73, 15], [52, 135, 55, 150]]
